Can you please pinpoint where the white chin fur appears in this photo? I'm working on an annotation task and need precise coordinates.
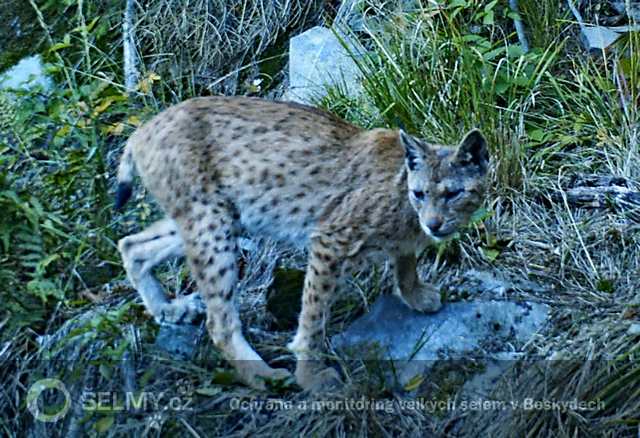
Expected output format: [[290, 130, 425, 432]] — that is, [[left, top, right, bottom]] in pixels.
[[420, 224, 441, 242]]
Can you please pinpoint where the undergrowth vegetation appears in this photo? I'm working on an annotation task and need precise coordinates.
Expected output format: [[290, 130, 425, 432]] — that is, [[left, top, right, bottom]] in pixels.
[[1, 0, 639, 436], [0, 0, 323, 334], [326, 0, 639, 188], [324, 1, 640, 435], [135, 0, 324, 97]]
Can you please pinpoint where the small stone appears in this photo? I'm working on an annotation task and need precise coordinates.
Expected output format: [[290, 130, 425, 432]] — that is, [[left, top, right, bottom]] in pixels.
[[0, 55, 53, 92], [581, 26, 622, 51], [628, 323, 640, 336]]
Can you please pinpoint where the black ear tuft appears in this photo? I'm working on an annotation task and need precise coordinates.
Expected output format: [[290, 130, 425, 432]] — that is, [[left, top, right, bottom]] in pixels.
[[455, 129, 489, 171], [399, 130, 425, 171]]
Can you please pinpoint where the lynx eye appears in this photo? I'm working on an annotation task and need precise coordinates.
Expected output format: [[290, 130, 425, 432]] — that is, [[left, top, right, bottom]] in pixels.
[[412, 190, 425, 200], [445, 188, 464, 201]]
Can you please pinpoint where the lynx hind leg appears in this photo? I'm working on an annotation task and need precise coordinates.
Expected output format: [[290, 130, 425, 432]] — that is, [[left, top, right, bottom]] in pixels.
[[288, 234, 344, 391], [175, 198, 291, 389], [118, 218, 205, 324]]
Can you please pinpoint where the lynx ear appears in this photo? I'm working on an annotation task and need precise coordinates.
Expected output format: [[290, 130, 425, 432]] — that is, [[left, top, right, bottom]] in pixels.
[[399, 130, 426, 171], [455, 129, 489, 172]]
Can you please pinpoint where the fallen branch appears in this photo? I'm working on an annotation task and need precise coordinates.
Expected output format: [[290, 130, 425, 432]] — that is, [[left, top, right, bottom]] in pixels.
[[552, 176, 640, 219], [561, 186, 640, 209]]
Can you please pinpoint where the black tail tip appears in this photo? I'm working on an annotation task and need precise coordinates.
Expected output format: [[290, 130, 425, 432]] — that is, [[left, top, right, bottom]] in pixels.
[[114, 183, 133, 210]]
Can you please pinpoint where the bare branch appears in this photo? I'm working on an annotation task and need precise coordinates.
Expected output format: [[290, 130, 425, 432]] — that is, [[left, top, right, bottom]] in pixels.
[[123, 0, 139, 94], [509, 0, 530, 52]]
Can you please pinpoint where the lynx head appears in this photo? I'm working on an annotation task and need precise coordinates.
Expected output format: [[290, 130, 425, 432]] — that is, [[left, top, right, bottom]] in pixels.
[[399, 129, 489, 241]]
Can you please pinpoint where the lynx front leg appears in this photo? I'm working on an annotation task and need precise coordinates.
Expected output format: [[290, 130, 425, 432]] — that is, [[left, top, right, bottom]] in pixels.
[[118, 218, 205, 324], [176, 199, 290, 389], [392, 253, 442, 313], [288, 235, 343, 391]]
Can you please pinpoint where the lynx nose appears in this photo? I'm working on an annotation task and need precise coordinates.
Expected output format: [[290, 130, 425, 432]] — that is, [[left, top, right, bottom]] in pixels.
[[427, 217, 443, 234]]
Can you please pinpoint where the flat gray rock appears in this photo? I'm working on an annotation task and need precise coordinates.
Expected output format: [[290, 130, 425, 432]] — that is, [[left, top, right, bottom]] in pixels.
[[333, 295, 549, 384], [284, 26, 361, 104]]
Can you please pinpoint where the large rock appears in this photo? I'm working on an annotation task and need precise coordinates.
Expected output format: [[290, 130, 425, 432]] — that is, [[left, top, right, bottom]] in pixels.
[[332, 294, 549, 384], [284, 26, 361, 104], [0, 55, 52, 92]]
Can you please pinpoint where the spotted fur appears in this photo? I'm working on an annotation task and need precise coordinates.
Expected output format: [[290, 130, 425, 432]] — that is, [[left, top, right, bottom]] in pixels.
[[116, 96, 490, 390]]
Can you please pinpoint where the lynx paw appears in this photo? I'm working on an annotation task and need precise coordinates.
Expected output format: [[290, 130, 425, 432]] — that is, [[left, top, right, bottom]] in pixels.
[[237, 363, 293, 390], [157, 293, 206, 325], [404, 283, 443, 313]]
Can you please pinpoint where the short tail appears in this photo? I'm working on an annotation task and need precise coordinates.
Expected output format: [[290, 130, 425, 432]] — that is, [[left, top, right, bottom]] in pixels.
[[114, 141, 135, 210]]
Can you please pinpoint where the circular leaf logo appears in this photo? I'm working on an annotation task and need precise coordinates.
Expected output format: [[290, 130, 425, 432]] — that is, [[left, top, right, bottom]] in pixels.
[[27, 378, 71, 423]]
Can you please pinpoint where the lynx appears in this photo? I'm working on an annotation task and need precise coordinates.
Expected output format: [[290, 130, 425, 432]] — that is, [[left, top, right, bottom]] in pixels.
[[115, 96, 489, 390]]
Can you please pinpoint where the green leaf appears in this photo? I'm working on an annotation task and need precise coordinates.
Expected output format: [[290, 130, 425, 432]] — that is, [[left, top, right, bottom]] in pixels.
[[403, 374, 424, 391], [36, 253, 60, 274], [94, 416, 114, 433], [483, 10, 495, 25], [462, 34, 486, 44], [596, 279, 615, 293], [619, 58, 633, 77], [483, 46, 506, 61], [481, 248, 500, 261], [195, 386, 223, 397], [211, 370, 236, 386], [506, 45, 525, 58], [528, 129, 546, 142], [506, 11, 521, 21], [27, 279, 63, 301], [99, 363, 113, 380], [49, 34, 72, 53], [484, 0, 499, 11], [494, 80, 509, 95], [469, 207, 492, 224], [449, 0, 469, 8], [72, 16, 100, 33]]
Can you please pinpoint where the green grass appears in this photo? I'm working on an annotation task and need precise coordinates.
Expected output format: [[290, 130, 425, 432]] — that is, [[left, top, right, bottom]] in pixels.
[[2, 0, 640, 436], [327, 1, 568, 188], [519, 0, 570, 50], [317, 2, 640, 435]]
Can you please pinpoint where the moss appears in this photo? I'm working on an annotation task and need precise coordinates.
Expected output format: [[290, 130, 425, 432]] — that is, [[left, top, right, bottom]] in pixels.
[[415, 359, 487, 416], [0, 1, 122, 74], [0, 1, 61, 72]]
